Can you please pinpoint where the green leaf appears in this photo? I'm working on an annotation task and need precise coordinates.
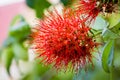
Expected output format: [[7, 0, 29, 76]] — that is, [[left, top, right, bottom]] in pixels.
[[22, 74, 41, 80], [2, 37, 15, 47], [110, 21, 120, 36], [10, 15, 25, 27], [102, 28, 119, 41], [9, 15, 31, 41], [35, 0, 51, 18], [33, 60, 50, 76], [9, 22, 31, 41], [102, 40, 114, 73], [50, 76, 61, 80], [26, 0, 35, 9], [92, 16, 109, 30], [106, 13, 120, 28], [12, 43, 28, 61], [60, 0, 73, 6], [1, 47, 14, 74]]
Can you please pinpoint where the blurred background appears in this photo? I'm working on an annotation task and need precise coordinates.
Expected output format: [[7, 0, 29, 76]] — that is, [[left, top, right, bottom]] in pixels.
[[0, 0, 34, 45], [1, 0, 119, 80]]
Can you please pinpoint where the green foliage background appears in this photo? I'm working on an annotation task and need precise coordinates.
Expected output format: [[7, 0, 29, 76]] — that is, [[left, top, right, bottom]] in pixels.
[[0, 0, 120, 80]]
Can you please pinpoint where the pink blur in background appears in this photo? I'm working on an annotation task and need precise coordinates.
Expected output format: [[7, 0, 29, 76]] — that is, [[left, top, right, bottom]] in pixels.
[[0, 1, 35, 46]]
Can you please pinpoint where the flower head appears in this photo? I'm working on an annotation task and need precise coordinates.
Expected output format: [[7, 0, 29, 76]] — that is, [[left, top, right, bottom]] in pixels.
[[75, 0, 120, 25], [77, 0, 120, 15], [31, 9, 99, 71], [76, 0, 99, 22]]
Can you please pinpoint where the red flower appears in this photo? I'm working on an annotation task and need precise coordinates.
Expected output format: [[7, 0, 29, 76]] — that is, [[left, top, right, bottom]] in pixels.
[[76, 0, 119, 18], [76, 0, 99, 23], [31, 9, 99, 71]]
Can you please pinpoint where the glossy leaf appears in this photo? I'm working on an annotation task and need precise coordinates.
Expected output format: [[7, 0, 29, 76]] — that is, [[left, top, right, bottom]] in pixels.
[[102, 40, 114, 73], [1, 47, 14, 73], [102, 28, 119, 41], [60, 0, 73, 6], [106, 13, 120, 28], [26, 0, 35, 9], [35, 0, 51, 18], [92, 16, 108, 30], [110, 21, 120, 36], [9, 22, 31, 41], [12, 43, 28, 61], [9, 15, 31, 41]]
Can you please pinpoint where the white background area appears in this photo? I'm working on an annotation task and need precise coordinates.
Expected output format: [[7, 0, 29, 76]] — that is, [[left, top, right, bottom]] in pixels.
[[0, 0, 24, 6]]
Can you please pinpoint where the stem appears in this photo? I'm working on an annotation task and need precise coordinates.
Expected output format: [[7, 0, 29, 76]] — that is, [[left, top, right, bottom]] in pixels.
[[90, 29, 102, 38], [94, 31, 102, 36]]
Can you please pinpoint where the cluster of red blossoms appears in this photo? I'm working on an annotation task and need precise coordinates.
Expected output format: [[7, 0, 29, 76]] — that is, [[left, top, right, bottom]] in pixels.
[[76, 0, 120, 21], [31, 0, 119, 71]]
